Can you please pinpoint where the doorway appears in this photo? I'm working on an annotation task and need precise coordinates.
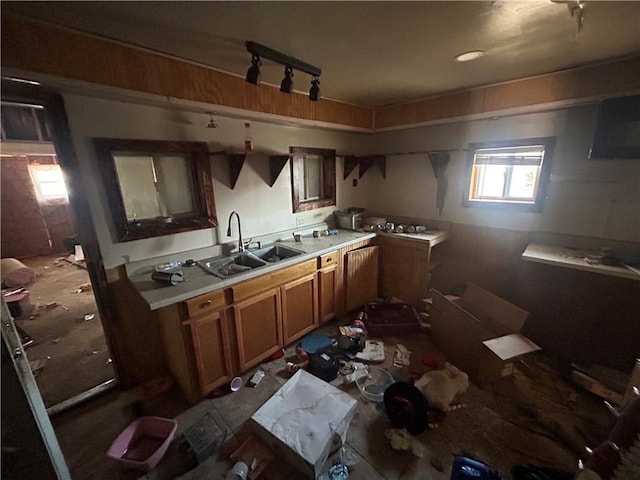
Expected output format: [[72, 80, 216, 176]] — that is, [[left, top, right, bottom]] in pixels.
[[1, 82, 118, 413]]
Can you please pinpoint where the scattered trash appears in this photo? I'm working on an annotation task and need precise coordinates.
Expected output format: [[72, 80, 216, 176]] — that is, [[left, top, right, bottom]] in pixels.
[[248, 369, 266, 387], [75, 283, 92, 293], [106, 358, 113, 364], [43, 266, 50, 270], [91, 350, 99, 355], [392, 344, 411, 367], [46, 302, 57, 309], [384, 428, 425, 457], [286, 361, 300, 374], [59, 304, 69, 311], [451, 456, 501, 480], [266, 347, 285, 361], [414, 363, 469, 412], [355, 340, 385, 362], [84, 313, 95, 321], [225, 461, 248, 480]]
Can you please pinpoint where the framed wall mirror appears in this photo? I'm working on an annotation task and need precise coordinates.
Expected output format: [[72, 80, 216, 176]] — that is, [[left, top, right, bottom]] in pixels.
[[93, 138, 216, 242], [290, 146, 336, 213]]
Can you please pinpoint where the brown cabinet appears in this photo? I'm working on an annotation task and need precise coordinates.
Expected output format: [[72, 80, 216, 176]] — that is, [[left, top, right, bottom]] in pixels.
[[233, 288, 282, 371], [188, 309, 233, 395], [345, 245, 379, 312], [318, 265, 337, 323], [157, 289, 232, 404], [281, 273, 318, 344], [380, 236, 430, 306]]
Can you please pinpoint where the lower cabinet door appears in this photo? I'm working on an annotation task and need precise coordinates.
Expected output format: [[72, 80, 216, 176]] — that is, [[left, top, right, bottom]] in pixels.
[[189, 309, 233, 395], [281, 273, 318, 345], [345, 245, 379, 312], [318, 264, 337, 323], [233, 288, 282, 371]]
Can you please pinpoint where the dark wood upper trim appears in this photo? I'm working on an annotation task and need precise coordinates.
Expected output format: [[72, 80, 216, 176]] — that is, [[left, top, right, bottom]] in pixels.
[[2, 15, 639, 131]]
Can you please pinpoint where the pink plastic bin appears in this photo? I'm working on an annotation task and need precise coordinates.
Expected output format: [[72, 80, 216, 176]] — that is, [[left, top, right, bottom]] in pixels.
[[106, 416, 178, 472]]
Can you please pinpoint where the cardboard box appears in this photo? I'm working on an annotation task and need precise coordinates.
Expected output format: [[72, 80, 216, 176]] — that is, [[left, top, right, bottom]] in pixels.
[[429, 283, 540, 385], [250, 370, 358, 478]]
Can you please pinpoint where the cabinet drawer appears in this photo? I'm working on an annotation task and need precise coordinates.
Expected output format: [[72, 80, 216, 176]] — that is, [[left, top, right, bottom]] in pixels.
[[231, 259, 317, 303], [184, 289, 225, 318], [318, 252, 337, 268]]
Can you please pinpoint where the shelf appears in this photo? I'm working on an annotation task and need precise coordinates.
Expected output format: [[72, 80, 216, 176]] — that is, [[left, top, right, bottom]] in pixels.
[[522, 243, 640, 281]]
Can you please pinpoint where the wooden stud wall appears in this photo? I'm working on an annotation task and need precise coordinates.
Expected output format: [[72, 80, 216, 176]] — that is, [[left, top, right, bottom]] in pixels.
[[1, 15, 373, 129], [375, 56, 640, 129]]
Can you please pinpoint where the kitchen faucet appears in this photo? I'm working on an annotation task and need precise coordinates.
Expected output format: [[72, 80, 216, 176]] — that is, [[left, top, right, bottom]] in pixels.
[[226, 210, 244, 252]]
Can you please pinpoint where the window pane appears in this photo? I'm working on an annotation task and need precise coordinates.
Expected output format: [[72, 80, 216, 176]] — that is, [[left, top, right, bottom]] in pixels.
[[39, 181, 68, 198], [34, 169, 63, 183], [474, 164, 506, 197], [114, 155, 161, 221], [154, 155, 195, 215], [506, 165, 540, 199], [303, 155, 323, 201], [1, 106, 39, 141]]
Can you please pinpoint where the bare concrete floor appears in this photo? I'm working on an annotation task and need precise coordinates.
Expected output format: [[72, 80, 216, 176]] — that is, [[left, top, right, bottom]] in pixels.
[[51, 321, 612, 480], [16, 254, 115, 407]]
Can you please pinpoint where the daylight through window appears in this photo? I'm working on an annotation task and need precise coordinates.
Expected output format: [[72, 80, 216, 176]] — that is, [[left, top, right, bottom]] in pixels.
[[29, 163, 68, 201], [464, 138, 554, 212]]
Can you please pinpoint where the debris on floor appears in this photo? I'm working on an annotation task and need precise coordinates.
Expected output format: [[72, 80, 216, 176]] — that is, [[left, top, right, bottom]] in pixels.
[[84, 313, 95, 321], [384, 428, 425, 457], [75, 282, 92, 293]]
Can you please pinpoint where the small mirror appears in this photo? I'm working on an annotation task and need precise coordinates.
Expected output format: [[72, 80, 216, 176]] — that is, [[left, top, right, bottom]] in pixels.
[[290, 146, 335, 212], [94, 139, 216, 242]]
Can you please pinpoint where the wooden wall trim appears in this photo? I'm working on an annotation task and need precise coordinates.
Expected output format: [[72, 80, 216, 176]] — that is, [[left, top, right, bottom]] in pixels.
[[1, 15, 374, 130], [374, 56, 640, 129], [3, 15, 639, 132]]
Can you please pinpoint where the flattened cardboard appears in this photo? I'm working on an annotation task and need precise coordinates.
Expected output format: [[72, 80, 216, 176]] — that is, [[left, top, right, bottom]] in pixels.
[[429, 283, 538, 385], [482, 333, 540, 361]]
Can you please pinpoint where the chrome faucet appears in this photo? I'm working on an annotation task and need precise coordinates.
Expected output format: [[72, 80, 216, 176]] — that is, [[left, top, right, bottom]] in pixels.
[[226, 210, 244, 252]]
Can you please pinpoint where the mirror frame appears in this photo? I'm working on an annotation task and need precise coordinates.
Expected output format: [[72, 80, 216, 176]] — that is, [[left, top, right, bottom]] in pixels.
[[93, 138, 217, 242], [290, 146, 336, 213]]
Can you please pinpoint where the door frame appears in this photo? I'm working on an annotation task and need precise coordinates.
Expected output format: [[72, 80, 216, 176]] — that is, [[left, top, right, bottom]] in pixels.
[[1, 78, 122, 383]]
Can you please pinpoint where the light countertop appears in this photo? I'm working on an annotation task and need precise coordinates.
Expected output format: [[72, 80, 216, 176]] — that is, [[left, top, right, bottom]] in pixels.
[[522, 243, 640, 281], [130, 228, 448, 310]]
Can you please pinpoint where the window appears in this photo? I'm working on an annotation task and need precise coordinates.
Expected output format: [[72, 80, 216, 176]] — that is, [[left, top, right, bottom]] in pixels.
[[29, 159, 68, 203], [93, 139, 217, 242], [463, 137, 555, 212], [290, 147, 336, 213], [1, 103, 52, 141]]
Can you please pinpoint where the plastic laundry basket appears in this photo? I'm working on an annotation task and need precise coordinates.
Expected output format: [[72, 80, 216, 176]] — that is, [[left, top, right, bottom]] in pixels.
[[106, 416, 178, 472]]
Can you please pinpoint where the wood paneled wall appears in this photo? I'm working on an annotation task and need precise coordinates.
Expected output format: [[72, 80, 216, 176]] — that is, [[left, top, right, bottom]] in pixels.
[[375, 56, 640, 129], [429, 222, 640, 372], [3, 15, 639, 131], [1, 15, 373, 130]]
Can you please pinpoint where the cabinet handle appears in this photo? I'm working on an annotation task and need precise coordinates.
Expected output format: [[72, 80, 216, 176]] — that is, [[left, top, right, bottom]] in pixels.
[[200, 300, 212, 308]]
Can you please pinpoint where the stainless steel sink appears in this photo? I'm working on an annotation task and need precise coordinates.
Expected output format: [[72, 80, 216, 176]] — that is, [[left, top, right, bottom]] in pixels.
[[249, 244, 305, 263], [198, 252, 267, 279]]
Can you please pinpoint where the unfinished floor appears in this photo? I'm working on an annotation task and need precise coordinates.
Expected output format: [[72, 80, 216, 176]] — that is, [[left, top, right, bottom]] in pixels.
[[49, 320, 613, 480], [16, 254, 115, 407]]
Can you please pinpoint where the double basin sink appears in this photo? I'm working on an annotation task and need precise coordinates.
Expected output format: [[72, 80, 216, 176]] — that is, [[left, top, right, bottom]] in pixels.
[[198, 244, 305, 279]]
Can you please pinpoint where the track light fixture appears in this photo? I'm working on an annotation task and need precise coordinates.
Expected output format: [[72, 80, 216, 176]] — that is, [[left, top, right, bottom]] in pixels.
[[245, 41, 321, 101], [245, 53, 261, 85], [309, 75, 320, 102], [280, 66, 294, 94]]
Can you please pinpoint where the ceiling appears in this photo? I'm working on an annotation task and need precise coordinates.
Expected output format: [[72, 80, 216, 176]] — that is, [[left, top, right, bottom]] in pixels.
[[4, 1, 640, 107]]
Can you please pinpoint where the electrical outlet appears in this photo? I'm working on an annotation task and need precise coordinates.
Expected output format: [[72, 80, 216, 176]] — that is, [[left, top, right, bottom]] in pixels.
[[296, 217, 304, 228]]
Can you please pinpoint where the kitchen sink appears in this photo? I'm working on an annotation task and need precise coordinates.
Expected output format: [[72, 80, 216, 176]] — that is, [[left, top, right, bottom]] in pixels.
[[198, 252, 267, 279], [249, 244, 305, 263]]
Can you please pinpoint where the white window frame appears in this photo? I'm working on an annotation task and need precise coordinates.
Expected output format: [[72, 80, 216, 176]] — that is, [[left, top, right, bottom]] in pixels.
[[29, 162, 68, 203], [463, 137, 555, 212]]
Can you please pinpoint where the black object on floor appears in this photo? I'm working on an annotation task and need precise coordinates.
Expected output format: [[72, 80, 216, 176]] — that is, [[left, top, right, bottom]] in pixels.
[[383, 381, 429, 435], [452, 456, 502, 480], [307, 352, 340, 382], [364, 302, 420, 336]]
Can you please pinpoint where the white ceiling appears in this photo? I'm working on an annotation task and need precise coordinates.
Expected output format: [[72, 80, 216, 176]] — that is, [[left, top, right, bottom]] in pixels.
[[4, 1, 640, 107]]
